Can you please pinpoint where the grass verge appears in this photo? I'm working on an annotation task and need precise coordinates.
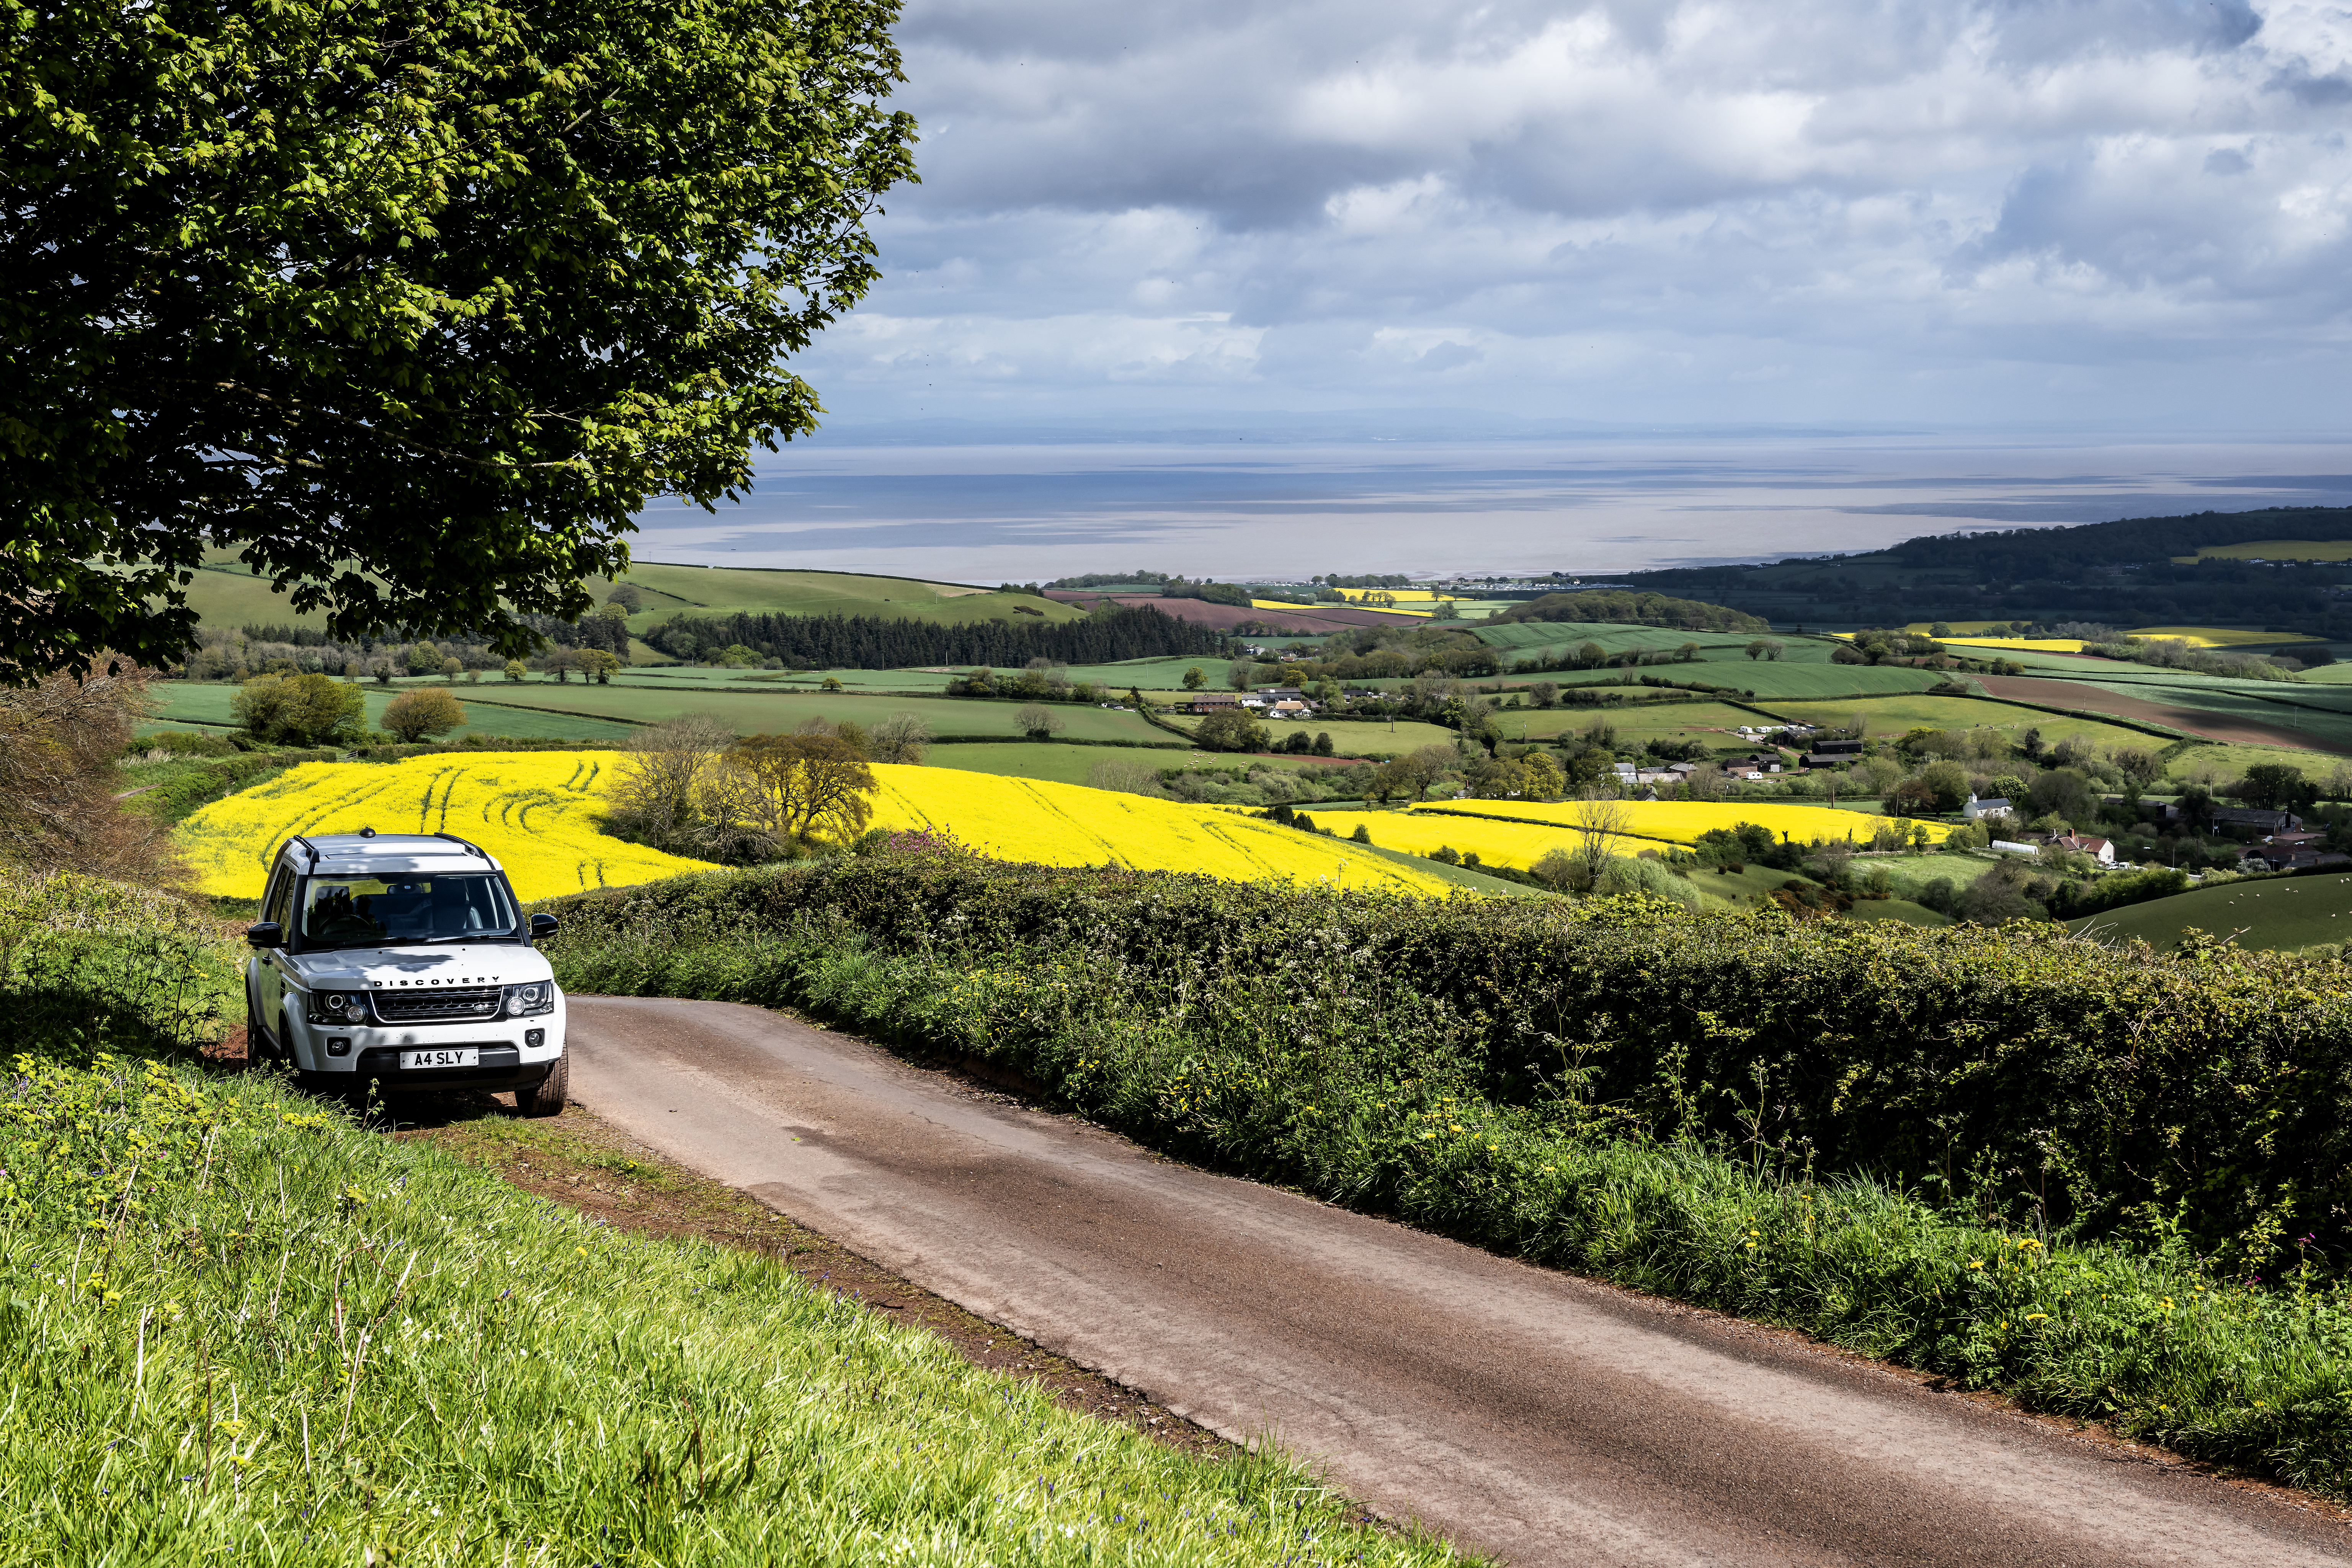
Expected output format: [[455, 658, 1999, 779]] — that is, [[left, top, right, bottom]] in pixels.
[[0, 871, 1465, 1566]]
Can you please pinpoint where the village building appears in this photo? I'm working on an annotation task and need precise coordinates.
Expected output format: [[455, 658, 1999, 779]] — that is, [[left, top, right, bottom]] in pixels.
[[2052, 834, 2117, 866]]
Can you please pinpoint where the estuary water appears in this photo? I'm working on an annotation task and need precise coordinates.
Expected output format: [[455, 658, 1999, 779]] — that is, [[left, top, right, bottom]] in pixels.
[[626, 432, 2352, 584]]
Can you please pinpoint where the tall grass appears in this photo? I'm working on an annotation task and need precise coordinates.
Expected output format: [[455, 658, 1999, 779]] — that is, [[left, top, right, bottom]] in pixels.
[[0, 875, 1463, 1565], [546, 864, 2352, 1498]]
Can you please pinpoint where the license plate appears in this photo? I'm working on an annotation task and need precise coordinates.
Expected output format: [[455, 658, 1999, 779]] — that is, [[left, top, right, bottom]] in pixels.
[[399, 1048, 479, 1070]]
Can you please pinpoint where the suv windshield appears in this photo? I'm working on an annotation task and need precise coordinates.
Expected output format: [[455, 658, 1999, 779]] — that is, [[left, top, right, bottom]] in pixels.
[[299, 874, 520, 949]]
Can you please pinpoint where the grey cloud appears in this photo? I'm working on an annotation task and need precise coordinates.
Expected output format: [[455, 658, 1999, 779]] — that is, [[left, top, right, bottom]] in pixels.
[[790, 0, 2352, 430]]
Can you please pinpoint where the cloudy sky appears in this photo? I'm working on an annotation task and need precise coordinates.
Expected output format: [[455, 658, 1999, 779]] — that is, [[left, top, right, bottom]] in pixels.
[[786, 0, 2352, 434]]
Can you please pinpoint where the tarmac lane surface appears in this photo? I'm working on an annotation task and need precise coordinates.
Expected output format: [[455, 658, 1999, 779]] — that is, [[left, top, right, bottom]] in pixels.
[[567, 995, 2351, 1568]]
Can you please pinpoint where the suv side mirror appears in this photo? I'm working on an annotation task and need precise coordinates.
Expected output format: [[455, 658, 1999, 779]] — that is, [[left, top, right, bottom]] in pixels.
[[528, 913, 558, 940], [246, 921, 285, 949]]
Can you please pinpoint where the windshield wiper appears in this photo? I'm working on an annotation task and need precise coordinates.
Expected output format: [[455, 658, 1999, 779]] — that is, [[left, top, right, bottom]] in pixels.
[[416, 934, 516, 944]]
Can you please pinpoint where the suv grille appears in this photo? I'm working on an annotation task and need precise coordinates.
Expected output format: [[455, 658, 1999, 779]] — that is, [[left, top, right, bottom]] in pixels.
[[372, 987, 502, 1023]]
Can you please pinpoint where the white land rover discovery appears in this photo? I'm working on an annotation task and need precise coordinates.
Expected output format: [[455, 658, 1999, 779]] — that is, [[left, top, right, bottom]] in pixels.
[[243, 830, 569, 1114]]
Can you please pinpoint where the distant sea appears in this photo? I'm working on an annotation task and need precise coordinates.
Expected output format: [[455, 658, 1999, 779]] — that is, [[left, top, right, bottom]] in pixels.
[[626, 429, 2352, 585]]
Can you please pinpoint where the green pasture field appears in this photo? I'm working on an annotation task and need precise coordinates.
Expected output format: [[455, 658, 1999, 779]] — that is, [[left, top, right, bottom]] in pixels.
[[142, 682, 639, 742], [2074, 871, 2352, 952], [166, 553, 1087, 634], [740, 668, 960, 691], [920, 742, 1339, 786], [448, 686, 1169, 745], [1681, 861, 1817, 910], [1496, 700, 1767, 745], [1475, 621, 1786, 655], [169, 560, 332, 627], [2164, 741, 2352, 787], [745, 657, 1245, 692], [1853, 850, 2001, 899], [1545, 663, 1945, 700], [1161, 714, 1459, 756], [586, 562, 1089, 630], [1752, 695, 2155, 750]]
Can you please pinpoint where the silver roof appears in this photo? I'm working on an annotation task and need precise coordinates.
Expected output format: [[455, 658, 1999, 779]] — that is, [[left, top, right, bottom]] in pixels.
[[278, 833, 505, 874]]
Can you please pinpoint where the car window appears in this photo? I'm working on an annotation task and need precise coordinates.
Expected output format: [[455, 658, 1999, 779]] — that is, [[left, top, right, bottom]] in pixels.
[[298, 874, 519, 947], [262, 869, 294, 929]]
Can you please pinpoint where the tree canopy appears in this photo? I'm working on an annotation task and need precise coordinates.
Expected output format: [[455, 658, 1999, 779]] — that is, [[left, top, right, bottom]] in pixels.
[[2, 0, 918, 681]]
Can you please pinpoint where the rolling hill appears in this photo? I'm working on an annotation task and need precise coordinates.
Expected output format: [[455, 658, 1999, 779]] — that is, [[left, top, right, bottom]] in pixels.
[[171, 552, 1083, 634], [2073, 871, 2352, 952]]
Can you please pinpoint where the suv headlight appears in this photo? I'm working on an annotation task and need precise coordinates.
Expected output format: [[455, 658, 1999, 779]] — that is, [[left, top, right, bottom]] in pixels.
[[502, 982, 554, 1017], [305, 991, 370, 1025]]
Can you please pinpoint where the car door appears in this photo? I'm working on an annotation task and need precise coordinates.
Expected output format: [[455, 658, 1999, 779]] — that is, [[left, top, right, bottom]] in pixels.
[[255, 866, 295, 1052]]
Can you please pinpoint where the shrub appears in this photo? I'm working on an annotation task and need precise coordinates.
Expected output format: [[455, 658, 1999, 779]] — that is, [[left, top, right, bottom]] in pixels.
[[230, 670, 364, 746], [541, 858, 2352, 1269], [380, 686, 466, 743], [2, 665, 189, 883], [1015, 702, 1065, 739], [1192, 708, 1267, 752]]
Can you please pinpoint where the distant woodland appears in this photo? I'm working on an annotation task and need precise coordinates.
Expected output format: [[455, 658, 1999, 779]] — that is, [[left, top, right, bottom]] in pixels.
[[646, 602, 1225, 669], [1619, 506, 2352, 632]]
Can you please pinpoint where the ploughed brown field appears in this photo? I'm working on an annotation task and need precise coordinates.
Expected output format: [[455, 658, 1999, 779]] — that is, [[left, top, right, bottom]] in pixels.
[[1977, 675, 2349, 752]]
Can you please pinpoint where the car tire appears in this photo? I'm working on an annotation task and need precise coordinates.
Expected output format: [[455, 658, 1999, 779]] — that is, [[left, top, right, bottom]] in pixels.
[[516, 1054, 569, 1119]]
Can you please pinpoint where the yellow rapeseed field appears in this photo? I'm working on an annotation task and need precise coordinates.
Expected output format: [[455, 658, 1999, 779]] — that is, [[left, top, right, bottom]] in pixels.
[[1306, 810, 1575, 872], [866, 766, 1456, 896], [176, 752, 719, 901], [1311, 799, 1945, 872], [2124, 625, 2319, 648], [1251, 598, 1433, 617], [1426, 799, 1952, 846], [178, 753, 1459, 902]]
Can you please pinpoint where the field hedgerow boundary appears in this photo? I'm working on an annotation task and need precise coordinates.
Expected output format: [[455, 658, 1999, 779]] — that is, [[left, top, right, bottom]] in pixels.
[[541, 852, 2352, 1498]]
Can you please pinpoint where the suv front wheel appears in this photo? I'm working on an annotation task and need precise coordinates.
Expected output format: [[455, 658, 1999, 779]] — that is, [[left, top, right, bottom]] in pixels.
[[515, 1054, 569, 1119]]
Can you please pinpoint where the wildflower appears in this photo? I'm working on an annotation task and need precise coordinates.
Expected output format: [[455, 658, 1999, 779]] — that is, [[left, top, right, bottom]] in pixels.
[[1967, 1259, 1985, 1270], [2024, 1314, 2048, 1321]]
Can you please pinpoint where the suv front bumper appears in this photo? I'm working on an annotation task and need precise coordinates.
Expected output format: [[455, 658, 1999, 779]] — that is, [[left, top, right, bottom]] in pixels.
[[286, 1002, 566, 1090]]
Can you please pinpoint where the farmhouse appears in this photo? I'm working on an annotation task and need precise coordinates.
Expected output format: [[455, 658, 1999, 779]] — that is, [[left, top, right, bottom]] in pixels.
[[2052, 834, 2117, 866], [1185, 693, 1241, 714], [1962, 794, 2014, 822]]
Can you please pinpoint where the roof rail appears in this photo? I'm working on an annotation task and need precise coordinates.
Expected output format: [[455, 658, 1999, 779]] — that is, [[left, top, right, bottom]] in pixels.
[[287, 835, 320, 866], [430, 832, 487, 858]]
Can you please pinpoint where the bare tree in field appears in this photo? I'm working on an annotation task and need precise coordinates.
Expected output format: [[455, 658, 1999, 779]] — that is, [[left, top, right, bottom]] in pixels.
[[606, 714, 738, 847], [732, 733, 878, 843], [1570, 793, 1631, 891], [870, 711, 932, 764]]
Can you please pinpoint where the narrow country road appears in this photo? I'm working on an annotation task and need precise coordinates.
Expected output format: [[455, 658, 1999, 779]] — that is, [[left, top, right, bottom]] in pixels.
[[567, 996, 2350, 1567]]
